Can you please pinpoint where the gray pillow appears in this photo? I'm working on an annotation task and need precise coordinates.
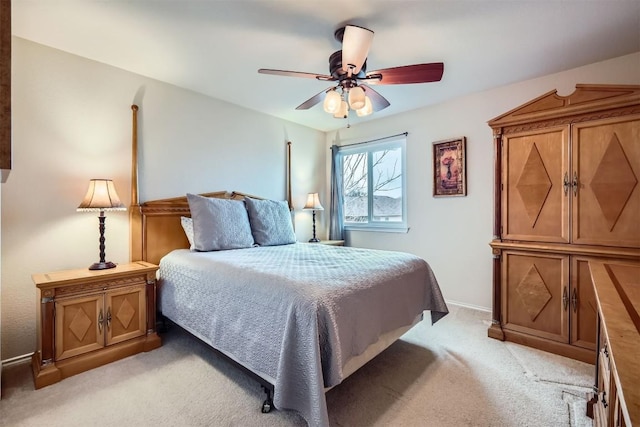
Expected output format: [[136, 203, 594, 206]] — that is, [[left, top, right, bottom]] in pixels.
[[244, 198, 296, 246], [186, 193, 255, 251], [180, 216, 195, 250]]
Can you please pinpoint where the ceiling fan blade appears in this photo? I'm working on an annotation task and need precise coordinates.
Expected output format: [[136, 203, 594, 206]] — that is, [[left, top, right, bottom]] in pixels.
[[341, 25, 374, 74], [364, 63, 444, 85], [361, 84, 390, 112], [258, 69, 334, 82], [295, 87, 334, 110]]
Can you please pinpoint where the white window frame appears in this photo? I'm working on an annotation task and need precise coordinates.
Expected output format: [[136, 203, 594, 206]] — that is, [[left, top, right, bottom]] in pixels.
[[339, 135, 408, 233]]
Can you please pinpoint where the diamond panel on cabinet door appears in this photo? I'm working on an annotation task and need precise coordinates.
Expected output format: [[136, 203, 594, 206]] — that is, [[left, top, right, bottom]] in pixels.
[[590, 133, 638, 231], [516, 143, 553, 228], [516, 264, 552, 322]]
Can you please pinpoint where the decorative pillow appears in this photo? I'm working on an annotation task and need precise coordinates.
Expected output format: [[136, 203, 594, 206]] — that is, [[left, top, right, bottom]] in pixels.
[[180, 216, 195, 250], [244, 197, 297, 246], [186, 193, 255, 251]]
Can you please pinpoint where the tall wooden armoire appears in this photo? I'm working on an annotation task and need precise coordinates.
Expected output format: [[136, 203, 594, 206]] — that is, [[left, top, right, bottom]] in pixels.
[[488, 84, 640, 363]]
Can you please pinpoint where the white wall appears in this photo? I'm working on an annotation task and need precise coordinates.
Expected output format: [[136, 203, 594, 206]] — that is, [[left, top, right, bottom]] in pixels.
[[1, 38, 326, 360], [328, 52, 640, 311], [2, 37, 638, 361]]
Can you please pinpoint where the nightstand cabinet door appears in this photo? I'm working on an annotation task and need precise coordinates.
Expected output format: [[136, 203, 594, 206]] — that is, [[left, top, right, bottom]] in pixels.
[[55, 294, 104, 360], [106, 285, 146, 346]]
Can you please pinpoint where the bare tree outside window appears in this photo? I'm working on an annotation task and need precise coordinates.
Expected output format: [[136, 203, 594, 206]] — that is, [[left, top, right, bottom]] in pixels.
[[343, 148, 403, 223]]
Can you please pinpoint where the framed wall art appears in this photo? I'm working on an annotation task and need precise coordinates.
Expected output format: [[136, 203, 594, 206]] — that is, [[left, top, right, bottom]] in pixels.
[[433, 137, 467, 197]]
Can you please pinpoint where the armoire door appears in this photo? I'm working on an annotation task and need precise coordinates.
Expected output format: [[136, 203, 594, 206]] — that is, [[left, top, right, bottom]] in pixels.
[[502, 126, 570, 243], [569, 256, 597, 350], [572, 114, 640, 248], [502, 250, 569, 343]]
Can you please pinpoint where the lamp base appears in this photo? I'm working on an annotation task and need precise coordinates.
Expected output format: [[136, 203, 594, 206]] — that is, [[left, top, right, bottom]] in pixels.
[[89, 261, 117, 270], [308, 238, 320, 243]]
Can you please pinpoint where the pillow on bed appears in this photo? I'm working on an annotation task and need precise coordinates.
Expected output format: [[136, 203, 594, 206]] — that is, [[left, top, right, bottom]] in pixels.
[[244, 197, 297, 246], [186, 193, 255, 251], [180, 216, 195, 250]]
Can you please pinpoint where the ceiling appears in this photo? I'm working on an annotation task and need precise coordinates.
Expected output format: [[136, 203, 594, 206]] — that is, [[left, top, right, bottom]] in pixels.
[[12, 0, 640, 132]]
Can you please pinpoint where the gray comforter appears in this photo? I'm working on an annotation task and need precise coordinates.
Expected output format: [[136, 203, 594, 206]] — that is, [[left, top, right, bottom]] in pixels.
[[158, 243, 448, 426]]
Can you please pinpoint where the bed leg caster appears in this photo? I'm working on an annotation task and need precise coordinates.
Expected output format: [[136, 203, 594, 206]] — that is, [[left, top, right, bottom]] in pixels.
[[261, 385, 273, 413]]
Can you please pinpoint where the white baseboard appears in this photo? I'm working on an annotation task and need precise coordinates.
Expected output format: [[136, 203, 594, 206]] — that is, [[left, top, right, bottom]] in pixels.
[[1, 352, 33, 368], [445, 299, 491, 313]]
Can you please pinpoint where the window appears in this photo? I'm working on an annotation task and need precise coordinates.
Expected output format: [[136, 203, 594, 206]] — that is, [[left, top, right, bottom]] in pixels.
[[339, 135, 407, 232]]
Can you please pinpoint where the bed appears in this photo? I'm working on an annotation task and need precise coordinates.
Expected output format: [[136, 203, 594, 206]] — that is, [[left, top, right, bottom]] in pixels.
[[127, 107, 448, 426]]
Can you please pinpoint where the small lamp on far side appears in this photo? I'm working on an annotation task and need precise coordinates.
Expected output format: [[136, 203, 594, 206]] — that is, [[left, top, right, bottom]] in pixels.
[[77, 179, 126, 270], [303, 192, 324, 243]]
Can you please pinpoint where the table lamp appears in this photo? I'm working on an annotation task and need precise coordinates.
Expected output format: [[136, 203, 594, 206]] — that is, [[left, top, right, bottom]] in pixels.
[[77, 179, 126, 270], [303, 192, 324, 243]]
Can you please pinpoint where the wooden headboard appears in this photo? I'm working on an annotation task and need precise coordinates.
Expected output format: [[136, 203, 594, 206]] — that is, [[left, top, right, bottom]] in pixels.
[[130, 190, 262, 266], [128, 105, 291, 266]]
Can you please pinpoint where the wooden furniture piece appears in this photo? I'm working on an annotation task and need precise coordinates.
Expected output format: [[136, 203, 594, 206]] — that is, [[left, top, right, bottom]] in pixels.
[[1, 0, 10, 171], [315, 240, 345, 246], [588, 261, 639, 427], [31, 261, 161, 389], [488, 84, 640, 362]]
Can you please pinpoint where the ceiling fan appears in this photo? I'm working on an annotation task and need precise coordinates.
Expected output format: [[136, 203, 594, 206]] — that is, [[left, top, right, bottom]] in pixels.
[[258, 25, 444, 119]]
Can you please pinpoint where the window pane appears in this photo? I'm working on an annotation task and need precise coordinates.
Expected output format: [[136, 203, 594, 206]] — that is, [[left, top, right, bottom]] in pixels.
[[339, 136, 407, 231], [343, 152, 368, 223], [372, 148, 402, 222]]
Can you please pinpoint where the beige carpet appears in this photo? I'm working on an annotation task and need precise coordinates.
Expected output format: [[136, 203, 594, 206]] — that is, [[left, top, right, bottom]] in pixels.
[[0, 306, 594, 426]]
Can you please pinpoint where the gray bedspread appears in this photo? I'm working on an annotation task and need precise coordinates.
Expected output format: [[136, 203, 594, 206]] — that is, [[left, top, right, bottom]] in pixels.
[[158, 243, 448, 426]]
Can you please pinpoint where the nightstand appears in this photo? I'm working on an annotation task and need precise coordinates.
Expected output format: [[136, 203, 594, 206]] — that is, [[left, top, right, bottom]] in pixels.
[[315, 240, 345, 246], [31, 261, 161, 389]]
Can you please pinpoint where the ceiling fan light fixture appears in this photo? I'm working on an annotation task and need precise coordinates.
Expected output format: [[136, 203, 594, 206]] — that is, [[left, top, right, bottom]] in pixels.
[[333, 100, 349, 119], [356, 96, 373, 117], [323, 89, 341, 113], [258, 25, 444, 118], [341, 25, 374, 74], [348, 86, 366, 110]]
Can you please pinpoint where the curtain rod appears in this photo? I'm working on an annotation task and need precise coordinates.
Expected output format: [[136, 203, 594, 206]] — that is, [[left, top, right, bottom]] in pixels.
[[332, 131, 408, 149]]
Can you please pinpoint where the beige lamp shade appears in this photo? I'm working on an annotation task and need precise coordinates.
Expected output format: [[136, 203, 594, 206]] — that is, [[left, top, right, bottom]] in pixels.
[[303, 193, 324, 211], [77, 179, 126, 211]]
